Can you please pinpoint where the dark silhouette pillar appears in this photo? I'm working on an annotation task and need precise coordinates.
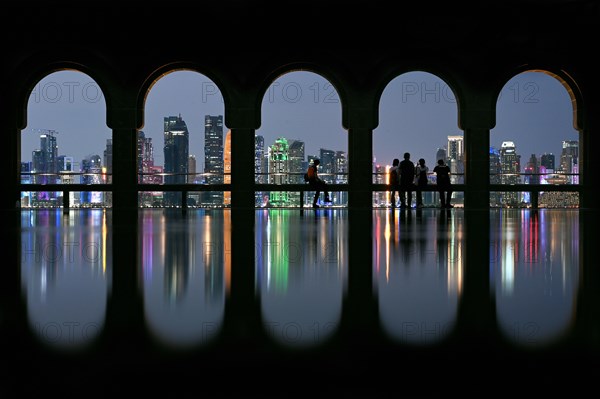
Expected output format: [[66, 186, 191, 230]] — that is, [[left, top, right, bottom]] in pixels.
[[102, 108, 146, 356], [455, 89, 497, 348], [223, 102, 263, 347], [347, 128, 373, 209], [464, 127, 490, 210]]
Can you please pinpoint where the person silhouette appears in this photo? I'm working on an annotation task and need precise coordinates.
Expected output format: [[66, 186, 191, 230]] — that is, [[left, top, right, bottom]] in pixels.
[[306, 159, 332, 208], [433, 159, 453, 208], [414, 158, 429, 208], [389, 158, 400, 208], [399, 152, 415, 209]]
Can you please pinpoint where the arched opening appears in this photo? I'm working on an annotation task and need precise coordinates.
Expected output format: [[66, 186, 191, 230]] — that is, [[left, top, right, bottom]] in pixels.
[[141, 69, 227, 208], [375, 71, 462, 208], [256, 70, 346, 208], [21, 70, 111, 209], [490, 71, 579, 208]]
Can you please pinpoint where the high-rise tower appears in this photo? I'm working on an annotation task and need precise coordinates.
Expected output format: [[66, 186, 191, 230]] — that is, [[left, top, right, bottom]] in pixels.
[[164, 114, 190, 206], [204, 115, 224, 205]]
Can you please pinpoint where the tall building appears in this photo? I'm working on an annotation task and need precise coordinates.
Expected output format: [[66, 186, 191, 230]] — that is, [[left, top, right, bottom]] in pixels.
[[136, 130, 146, 182], [499, 141, 521, 206], [164, 114, 190, 206], [540, 153, 555, 171], [447, 135, 464, 206], [334, 150, 347, 184], [56, 155, 75, 185], [188, 155, 197, 182], [524, 154, 539, 185], [447, 135, 464, 161], [204, 114, 224, 206], [268, 137, 290, 206], [489, 146, 502, 207], [80, 154, 103, 205], [255, 134, 266, 206], [30, 131, 59, 204], [435, 147, 447, 164], [255, 134, 265, 183], [103, 139, 112, 184], [223, 130, 231, 206], [288, 139, 305, 184], [560, 140, 578, 184], [319, 148, 335, 183], [36, 131, 58, 185]]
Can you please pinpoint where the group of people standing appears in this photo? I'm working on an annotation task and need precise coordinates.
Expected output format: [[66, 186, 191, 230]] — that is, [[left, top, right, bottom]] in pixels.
[[305, 153, 453, 209], [389, 152, 453, 209]]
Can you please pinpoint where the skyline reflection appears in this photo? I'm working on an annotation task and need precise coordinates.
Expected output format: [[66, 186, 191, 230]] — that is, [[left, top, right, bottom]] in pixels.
[[15, 208, 583, 354], [373, 208, 464, 345], [139, 209, 229, 350], [256, 209, 348, 349], [491, 209, 580, 347], [20, 209, 110, 351]]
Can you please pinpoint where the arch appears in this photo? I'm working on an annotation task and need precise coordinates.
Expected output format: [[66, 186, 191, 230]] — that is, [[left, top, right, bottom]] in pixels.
[[138, 63, 231, 131], [256, 63, 349, 130], [375, 70, 463, 206], [491, 66, 584, 131], [15, 60, 112, 131]]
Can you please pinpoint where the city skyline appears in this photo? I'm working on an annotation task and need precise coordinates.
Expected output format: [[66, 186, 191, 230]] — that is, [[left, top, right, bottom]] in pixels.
[[22, 69, 578, 172]]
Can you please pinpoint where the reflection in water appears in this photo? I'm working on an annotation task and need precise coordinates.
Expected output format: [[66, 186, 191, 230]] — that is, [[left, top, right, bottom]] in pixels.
[[374, 209, 463, 345], [140, 209, 229, 350], [256, 209, 347, 348], [20, 209, 110, 351], [491, 209, 579, 347]]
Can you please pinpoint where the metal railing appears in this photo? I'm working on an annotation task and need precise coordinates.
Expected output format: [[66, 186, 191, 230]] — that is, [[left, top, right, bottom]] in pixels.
[[19, 171, 582, 210]]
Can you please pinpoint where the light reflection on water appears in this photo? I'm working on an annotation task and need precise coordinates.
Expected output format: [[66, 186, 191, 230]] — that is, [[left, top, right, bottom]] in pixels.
[[19, 208, 580, 352]]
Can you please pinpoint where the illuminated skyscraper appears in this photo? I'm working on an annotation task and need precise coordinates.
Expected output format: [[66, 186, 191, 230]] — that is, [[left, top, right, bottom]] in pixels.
[[268, 137, 290, 206], [224, 130, 231, 206], [447, 134, 465, 204], [204, 114, 224, 205], [288, 139, 305, 184], [255, 134, 266, 206], [500, 141, 521, 206], [164, 114, 189, 206], [560, 140, 578, 184]]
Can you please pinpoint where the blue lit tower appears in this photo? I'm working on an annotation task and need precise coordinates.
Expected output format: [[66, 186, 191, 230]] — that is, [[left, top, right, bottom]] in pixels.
[[319, 148, 335, 183], [164, 114, 189, 206], [80, 154, 102, 205], [39, 131, 58, 185], [204, 114, 224, 205], [31, 130, 58, 203]]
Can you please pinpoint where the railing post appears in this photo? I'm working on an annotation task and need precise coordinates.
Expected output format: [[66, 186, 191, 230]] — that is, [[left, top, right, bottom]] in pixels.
[[63, 190, 69, 213], [530, 191, 538, 209]]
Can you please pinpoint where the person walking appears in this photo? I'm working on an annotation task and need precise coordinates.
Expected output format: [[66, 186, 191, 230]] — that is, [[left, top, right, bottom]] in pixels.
[[389, 158, 400, 208], [414, 158, 429, 208], [306, 159, 332, 208], [433, 159, 453, 208], [398, 152, 415, 209]]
